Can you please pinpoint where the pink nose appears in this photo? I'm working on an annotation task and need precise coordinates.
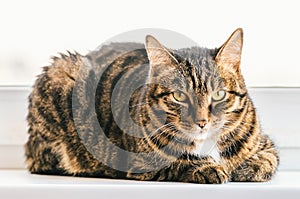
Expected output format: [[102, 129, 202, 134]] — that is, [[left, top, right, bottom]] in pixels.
[[197, 119, 208, 129]]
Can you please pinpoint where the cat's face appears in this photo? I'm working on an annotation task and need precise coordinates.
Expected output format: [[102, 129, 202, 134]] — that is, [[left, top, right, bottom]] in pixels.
[[144, 29, 246, 147]]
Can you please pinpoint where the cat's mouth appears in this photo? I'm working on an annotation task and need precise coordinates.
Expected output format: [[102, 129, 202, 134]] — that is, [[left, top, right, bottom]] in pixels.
[[180, 118, 225, 143], [179, 125, 212, 142]]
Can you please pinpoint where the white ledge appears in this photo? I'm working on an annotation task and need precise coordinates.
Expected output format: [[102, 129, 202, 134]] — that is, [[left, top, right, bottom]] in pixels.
[[0, 170, 299, 199]]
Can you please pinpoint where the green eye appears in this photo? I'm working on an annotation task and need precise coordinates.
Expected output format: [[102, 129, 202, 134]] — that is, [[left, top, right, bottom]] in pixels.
[[212, 90, 226, 101], [172, 91, 187, 102]]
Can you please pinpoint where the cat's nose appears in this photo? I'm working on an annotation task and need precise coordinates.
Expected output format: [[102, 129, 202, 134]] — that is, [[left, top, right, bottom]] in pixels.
[[197, 119, 208, 129]]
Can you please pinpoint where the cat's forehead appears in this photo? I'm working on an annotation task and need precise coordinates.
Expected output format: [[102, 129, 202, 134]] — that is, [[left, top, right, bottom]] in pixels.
[[175, 47, 222, 91], [177, 47, 217, 67]]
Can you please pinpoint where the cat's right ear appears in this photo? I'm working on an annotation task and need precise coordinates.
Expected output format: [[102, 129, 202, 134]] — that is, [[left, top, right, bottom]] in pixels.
[[145, 35, 179, 67]]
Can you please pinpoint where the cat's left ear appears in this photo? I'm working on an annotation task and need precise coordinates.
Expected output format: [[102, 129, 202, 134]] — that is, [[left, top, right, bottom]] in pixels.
[[215, 28, 243, 72], [145, 35, 179, 67]]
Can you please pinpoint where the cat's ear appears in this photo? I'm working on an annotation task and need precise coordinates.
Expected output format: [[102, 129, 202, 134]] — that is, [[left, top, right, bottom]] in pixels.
[[215, 28, 243, 72], [145, 35, 179, 67]]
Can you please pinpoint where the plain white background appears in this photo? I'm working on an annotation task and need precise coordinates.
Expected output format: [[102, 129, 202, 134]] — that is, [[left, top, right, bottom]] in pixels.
[[0, 0, 299, 86]]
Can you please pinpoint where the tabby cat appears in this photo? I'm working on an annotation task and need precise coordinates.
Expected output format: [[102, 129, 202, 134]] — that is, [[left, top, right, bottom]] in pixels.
[[25, 28, 279, 183]]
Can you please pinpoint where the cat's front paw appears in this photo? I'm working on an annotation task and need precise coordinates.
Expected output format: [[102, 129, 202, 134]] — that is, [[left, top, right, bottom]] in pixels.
[[184, 164, 229, 184]]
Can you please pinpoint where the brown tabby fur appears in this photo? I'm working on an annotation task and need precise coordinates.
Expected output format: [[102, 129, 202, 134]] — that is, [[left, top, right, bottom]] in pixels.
[[25, 29, 279, 183]]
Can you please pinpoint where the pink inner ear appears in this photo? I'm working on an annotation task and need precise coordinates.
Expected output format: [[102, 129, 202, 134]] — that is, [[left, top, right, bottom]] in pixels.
[[215, 29, 243, 71], [145, 36, 178, 67]]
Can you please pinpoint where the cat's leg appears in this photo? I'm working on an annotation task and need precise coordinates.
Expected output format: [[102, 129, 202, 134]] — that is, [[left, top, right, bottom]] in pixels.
[[230, 135, 279, 182], [177, 157, 229, 184], [127, 156, 229, 184]]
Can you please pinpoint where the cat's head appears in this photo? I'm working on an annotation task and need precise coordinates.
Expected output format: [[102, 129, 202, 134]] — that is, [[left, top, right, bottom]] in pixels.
[[143, 29, 247, 147]]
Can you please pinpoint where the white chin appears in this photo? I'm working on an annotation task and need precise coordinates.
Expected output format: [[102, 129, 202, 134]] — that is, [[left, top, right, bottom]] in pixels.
[[192, 131, 209, 141], [187, 126, 211, 141], [188, 130, 221, 163]]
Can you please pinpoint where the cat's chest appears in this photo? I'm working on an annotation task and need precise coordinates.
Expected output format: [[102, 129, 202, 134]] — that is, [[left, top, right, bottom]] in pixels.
[[189, 137, 221, 163]]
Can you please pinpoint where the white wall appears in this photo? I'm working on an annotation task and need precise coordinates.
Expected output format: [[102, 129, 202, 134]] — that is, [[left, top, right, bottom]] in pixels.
[[0, 0, 300, 86]]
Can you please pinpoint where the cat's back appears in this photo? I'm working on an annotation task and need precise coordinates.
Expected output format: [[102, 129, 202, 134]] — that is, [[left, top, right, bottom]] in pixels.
[[27, 52, 83, 132], [31, 42, 145, 89], [25, 51, 85, 173], [27, 41, 146, 137], [25, 41, 147, 174]]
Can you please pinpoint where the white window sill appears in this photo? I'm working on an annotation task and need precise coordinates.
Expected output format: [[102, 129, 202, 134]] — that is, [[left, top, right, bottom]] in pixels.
[[0, 170, 299, 199]]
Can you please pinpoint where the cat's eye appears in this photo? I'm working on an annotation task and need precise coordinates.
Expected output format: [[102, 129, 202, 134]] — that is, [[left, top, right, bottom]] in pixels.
[[172, 91, 187, 102], [212, 90, 226, 101]]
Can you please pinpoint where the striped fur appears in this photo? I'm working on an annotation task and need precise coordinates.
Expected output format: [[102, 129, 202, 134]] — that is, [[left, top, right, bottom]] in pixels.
[[25, 29, 279, 183]]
